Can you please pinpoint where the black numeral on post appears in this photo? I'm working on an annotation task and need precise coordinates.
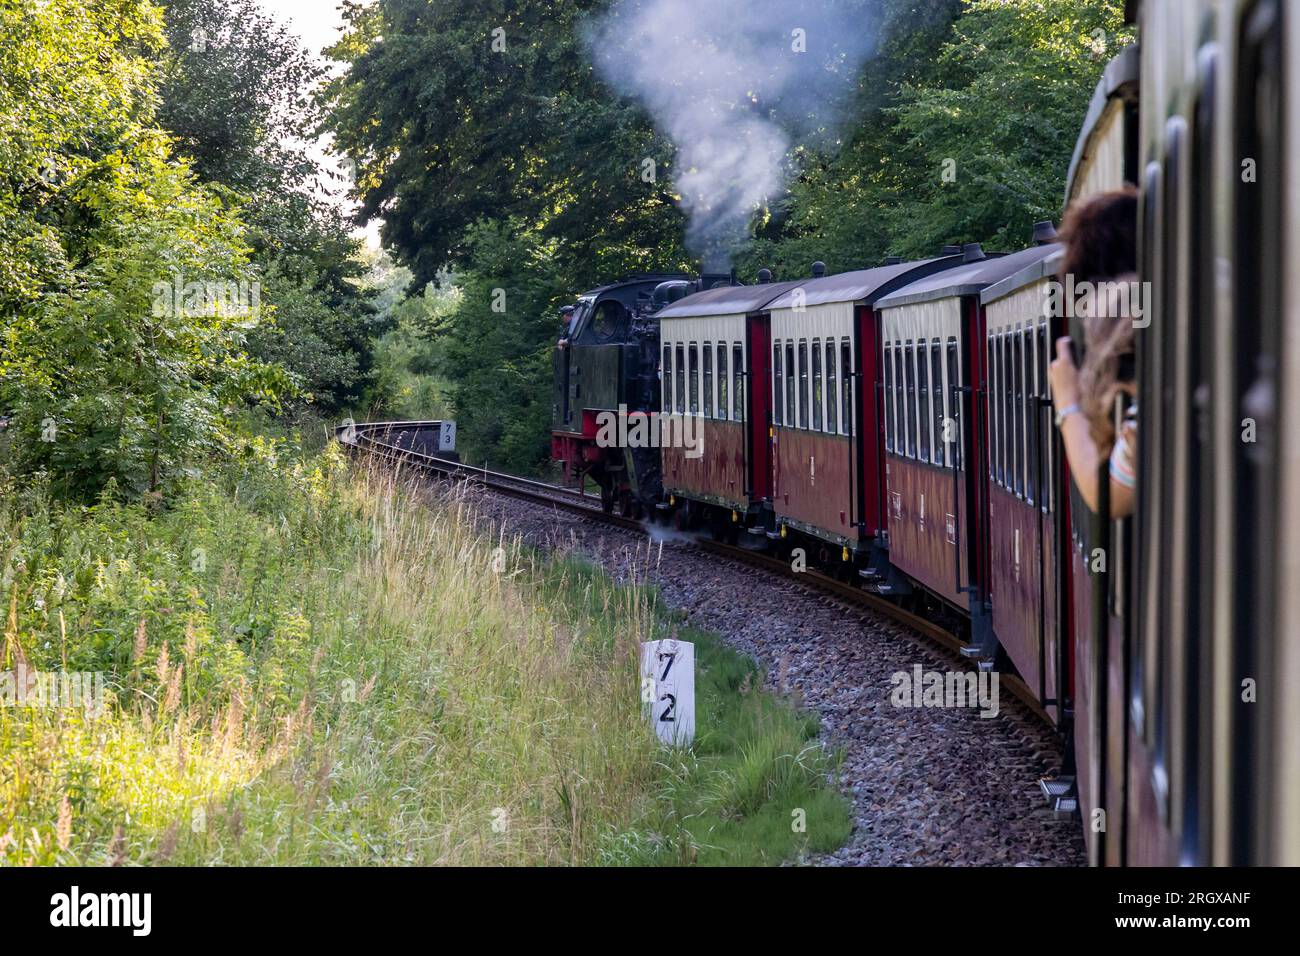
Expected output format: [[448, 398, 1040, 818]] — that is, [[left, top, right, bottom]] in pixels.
[[658, 693, 676, 722]]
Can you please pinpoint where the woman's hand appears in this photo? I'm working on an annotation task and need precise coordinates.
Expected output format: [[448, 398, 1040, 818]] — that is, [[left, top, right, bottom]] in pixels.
[[1049, 336, 1081, 409]]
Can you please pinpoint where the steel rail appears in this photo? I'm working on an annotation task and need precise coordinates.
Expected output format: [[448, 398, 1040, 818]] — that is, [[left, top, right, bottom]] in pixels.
[[339, 421, 1052, 725]]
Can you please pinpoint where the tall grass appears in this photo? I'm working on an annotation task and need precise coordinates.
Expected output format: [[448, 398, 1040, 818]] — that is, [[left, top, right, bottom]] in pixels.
[[0, 439, 848, 865]]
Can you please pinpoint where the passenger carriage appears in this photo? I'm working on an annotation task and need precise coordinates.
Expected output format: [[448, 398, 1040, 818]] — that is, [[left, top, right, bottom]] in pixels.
[[874, 244, 1062, 653], [656, 281, 802, 532], [759, 257, 967, 561]]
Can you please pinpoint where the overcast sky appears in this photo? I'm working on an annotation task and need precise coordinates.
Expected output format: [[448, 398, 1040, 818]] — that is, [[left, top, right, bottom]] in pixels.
[[256, 0, 381, 248], [258, 0, 349, 61]]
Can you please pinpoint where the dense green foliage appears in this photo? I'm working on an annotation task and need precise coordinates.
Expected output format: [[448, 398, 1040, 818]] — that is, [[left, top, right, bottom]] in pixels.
[[329, 0, 1130, 475], [0, 0, 289, 498], [156, 0, 381, 414]]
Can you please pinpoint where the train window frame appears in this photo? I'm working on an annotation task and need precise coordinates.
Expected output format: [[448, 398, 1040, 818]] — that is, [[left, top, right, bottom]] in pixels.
[[1002, 330, 1013, 490], [998, 335, 1008, 486], [717, 342, 729, 421], [992, 333, 1003, 487], [883, 342, 894, 451], [892, 341, 904, 448], [732, 343, 744, 423], [785, 342, 796, 429], [841, 339, 852, 437], [1024, 326, 1037, 506], [772, 339, 782, 426], [930, 337, 944, 466], [674, 343, 685, 414], [688, 342, 700, 415], [1038, 319, 1050, 514], [988, 336, 998, 485], [812, 338, 824, 432], [1013, 326, 1024, 498], [662, 343, 672, 414], [703, 341, 713, 418], [918, 339, 931, 462], [904, 339, 915, 458], [798, 340, 809, 429], [946, 336, 961, 470], [826, 340, 838, 436]]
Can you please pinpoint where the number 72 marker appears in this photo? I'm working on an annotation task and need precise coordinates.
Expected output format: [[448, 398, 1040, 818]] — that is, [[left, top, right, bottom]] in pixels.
[[639, 639, 695, 746]]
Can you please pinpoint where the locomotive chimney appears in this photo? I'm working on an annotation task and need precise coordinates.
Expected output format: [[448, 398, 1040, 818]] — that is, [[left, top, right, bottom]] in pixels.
[[962, 242, 986, 262], [1033, 220, 1059, 245], [811, 261, 826, 278], [941, 244, 962, 255], [883, 255, 902, 266], [757, 268, 773, 284]]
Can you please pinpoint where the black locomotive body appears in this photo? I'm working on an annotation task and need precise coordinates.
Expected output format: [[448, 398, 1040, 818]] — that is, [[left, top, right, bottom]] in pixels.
[[551, 272, 734, 512]]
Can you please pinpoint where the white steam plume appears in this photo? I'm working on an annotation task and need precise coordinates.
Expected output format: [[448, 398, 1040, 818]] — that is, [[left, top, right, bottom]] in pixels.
[[587, 0, 880, 269]]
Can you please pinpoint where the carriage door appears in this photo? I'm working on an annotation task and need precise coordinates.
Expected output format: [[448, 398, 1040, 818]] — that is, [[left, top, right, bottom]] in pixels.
[[962, 297, 993, 608], [746, 314, 772, 501]]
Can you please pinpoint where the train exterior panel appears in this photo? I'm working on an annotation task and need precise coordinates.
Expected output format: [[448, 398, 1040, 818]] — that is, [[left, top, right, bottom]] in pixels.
[[762, 259, 967, 554], [655, 282, 803, 520], [772, 429, 857, 546], [767, 300, 860, 548], [981, 258, 1065, 722], [659, 310, 752, 511], [878, 245, 1062, 655]]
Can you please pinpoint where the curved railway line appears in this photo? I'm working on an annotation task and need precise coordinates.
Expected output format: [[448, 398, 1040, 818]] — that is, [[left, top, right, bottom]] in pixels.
[[338, 420, 1051, 726]]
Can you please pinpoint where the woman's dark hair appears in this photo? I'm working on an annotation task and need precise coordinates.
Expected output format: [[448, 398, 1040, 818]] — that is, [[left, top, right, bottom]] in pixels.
[[1058, 186, 1138, 283], [1059, 187, 1140, 455]]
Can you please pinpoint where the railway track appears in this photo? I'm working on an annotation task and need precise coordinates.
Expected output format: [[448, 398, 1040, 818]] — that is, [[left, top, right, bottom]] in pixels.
[[338, 420, 1053, 726]]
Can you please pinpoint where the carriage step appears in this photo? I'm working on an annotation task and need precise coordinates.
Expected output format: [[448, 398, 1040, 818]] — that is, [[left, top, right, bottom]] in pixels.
[[1039, 775, 1078, 815]]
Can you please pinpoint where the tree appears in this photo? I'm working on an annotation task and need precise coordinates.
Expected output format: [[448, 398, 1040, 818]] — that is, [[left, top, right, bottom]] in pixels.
[[881, 0, 1132, 255], [155, 0, 380, 415], [0, 0, 288, 499], [323, 0, 691, 290]]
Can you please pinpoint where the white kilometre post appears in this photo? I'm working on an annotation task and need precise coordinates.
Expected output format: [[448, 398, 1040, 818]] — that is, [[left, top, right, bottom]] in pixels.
[[640, 639, 695, 746]]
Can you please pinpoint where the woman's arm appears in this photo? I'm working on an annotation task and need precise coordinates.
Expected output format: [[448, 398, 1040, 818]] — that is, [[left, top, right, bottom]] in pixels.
[[1049, 336, 1136, 519]]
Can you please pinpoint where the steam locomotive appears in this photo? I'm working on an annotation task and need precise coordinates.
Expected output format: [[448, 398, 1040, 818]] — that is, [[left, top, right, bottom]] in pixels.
[[549, 0, 1299, 866]]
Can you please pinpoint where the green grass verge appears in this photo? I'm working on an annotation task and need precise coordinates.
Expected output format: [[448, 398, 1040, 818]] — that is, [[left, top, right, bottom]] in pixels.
[[0, 438, 849, 865]]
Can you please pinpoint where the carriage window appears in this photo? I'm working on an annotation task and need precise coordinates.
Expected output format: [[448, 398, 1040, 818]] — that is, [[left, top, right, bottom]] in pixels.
[[785, 342, 796, 427], [662, 344, 672, 414], [1012, 328, 1023, 496], [892, 342, 903, 449], [689, 343, 699, 415], [841, 339, 852, 435], [703, 342, 713, 418], [946, 337, 961, 469], [1023, 327, 1036, 505], [675, 344, 685, 413], [798, 341, 809, 428], [931, 337, 944, 466], [732, 344, 744, 422], [772, 341, 782, 425], [812, 340, 823, 431], [883, 343, 893, 450], [988, 337, 999, 484], [825, 341, 838, 436], [718, 343, 729, 421], [918, 339, 931, 461], [1002, 332, 1013, 488], [904, 340, 916, 457], [1039, 322, 1050, 511]]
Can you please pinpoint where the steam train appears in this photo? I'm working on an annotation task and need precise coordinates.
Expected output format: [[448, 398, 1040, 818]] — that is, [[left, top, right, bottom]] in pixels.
[[549, 0, 1299, 866]]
